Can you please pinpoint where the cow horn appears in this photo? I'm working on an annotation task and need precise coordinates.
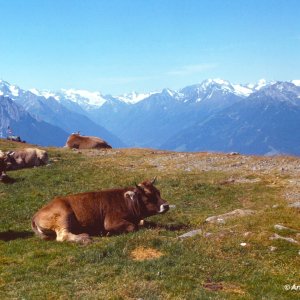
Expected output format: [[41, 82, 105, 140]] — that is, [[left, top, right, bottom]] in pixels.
[[135, 183, 144, 190], [151, 176, 157, 184]]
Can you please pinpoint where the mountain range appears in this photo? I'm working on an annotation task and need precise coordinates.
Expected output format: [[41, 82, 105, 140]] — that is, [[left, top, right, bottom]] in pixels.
[[1, 78, 300, 155]]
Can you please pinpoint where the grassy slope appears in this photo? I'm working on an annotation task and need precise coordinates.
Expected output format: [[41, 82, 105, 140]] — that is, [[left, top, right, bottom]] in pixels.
[[0, 139, 299, 299]]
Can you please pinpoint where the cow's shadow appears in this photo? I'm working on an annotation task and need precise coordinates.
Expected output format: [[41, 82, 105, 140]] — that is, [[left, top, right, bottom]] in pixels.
[[0, 230, 34, 241], [0, 176, 17, 184], [142, 220, 189, 231]]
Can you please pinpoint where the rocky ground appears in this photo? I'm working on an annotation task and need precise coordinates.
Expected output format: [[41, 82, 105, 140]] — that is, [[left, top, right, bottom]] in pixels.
[[82, 148, 300, 208]]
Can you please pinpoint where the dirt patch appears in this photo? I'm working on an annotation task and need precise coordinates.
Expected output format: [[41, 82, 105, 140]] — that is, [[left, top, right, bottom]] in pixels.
[[222, 283, 246, 295], [203, 281, 245, 295], [130, 246, 164, 261]]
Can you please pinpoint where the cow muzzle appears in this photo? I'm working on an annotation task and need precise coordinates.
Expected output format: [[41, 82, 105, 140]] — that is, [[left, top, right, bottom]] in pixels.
[[158, 204, 169, 214]]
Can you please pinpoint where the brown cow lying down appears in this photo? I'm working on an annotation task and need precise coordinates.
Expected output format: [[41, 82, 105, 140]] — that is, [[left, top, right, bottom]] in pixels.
[[5, 148, 49, 170], [0, 150, 9, 179], [65, 133, 112, 149], [31, 178, 169, 244]]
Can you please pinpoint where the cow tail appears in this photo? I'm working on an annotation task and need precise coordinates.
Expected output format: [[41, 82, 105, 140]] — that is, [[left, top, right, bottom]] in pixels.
[[31, 218, 55, 240]]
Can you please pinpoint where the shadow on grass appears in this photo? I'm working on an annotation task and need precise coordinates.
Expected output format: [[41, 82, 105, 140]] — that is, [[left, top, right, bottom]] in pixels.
[[0, 230, 34, 241], [0, 176, 17, 184], [142, 220, 189, 231]]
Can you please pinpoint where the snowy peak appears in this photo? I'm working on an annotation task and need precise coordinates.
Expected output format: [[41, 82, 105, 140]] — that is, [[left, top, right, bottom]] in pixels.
[[29, 88, 60, 100], [231, 84, 253, 97], [116, 91, 158, 104], [0, 80, 22, 98], [59, 89, 107, 108], [246, 79, 269, 91], [161, 88, 179, 98], [203, 78, 255, 97], [201, 78, 231, 88], [180, 78, 253, 103], [1, 78, 299, 110], [291, 80, 300, 87]]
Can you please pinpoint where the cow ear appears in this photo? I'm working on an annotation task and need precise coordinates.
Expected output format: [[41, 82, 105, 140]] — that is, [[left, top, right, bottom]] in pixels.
[[124, 191, 136, 201]]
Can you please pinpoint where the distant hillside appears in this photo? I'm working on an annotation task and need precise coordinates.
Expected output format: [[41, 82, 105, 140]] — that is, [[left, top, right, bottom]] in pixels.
[[1, 79, 300, 154], [0, 96, 68, 146], [162, 82, 300, 155], [0, 80, 126, 148]]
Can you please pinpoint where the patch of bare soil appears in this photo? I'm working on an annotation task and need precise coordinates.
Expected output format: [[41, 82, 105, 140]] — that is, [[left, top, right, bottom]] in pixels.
[[203, 280, 245, 295], [130, 246, 164, 261]]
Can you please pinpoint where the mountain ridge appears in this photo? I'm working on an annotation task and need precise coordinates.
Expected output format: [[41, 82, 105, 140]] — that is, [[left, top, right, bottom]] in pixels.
[[1, 78, 300, 154]]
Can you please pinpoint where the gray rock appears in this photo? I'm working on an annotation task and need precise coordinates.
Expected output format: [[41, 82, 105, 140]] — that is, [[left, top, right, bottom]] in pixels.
[[274, 224, 298, 232], [204, 232, 213, 237], [178, 229, 202, 239], [269, 233, 299, 244], [205, 209, 256, 224], [288, 202, 300, 208]]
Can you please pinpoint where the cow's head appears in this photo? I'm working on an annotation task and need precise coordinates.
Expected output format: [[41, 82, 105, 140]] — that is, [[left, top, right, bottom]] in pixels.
[[3, 151, 15, 168], [0, 151, 13, 178], [125, 178, 169, 218]]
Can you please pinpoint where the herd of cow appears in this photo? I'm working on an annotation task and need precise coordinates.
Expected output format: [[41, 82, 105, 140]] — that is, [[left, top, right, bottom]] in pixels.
[[0, 133, 169, 245]]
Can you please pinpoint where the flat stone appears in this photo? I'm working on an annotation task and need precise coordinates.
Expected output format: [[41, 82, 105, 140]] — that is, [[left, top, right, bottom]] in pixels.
[[205, 209, 256, 224], [274, 224, 298, 232], [178, 229, 202, 239], [269, 233, 299, 244], [288, 202, 300, 209]]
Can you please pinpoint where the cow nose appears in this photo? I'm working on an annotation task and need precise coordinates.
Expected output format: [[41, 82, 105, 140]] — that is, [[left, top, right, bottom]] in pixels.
[[159, 204, 169, 213], [163, 204, 169, 211]]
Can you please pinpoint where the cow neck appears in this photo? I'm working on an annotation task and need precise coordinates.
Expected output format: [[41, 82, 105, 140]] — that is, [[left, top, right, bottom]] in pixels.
[[125, 192, 144, 221]]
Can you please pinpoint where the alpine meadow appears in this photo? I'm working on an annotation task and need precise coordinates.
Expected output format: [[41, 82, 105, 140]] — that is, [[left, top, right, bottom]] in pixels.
[[0, 139, 299, 299], [1, 1, 300, 299]]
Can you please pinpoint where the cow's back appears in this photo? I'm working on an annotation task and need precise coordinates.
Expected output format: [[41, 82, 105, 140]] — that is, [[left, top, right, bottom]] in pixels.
[[6, 148, 48, 170], [66, 134, 111, 149], [37, 188, 127, 234]]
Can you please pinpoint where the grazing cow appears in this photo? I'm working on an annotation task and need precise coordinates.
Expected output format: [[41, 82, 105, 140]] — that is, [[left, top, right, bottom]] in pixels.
[[5, 148, 49, 170], [31, 178, 169, 244], [0, 150, 8, 179], [65, 133, 112, 149]]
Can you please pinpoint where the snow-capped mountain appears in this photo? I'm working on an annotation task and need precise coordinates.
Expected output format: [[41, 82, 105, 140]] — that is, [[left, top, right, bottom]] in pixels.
[[116, 91, 159, 104], [162, 81, 300, 154], [0, 80, 125, 147], [30, 87, 159, 109], [1, 78, 300, 154], [291, 80, 300, 87], [0, 95, 68, 146]]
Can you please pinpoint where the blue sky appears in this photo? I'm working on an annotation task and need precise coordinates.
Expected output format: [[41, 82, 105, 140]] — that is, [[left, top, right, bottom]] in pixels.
[[0, 0, 299, 94]]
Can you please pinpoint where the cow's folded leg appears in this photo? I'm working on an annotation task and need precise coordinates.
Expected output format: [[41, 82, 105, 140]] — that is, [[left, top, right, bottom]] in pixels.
[[56, 229, 92, 245], [105, 220, 137, 235]]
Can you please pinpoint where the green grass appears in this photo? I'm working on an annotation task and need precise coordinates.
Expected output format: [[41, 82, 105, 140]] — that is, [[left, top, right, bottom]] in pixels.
[[0, 141, 299, 299]]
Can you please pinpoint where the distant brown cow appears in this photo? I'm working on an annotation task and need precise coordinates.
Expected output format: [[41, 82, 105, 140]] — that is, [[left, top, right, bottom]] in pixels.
[[0, 150, 8, 179], [31, 178, 169, 244], [5, 148, 49, 170], [65, 133, 112, 149]]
